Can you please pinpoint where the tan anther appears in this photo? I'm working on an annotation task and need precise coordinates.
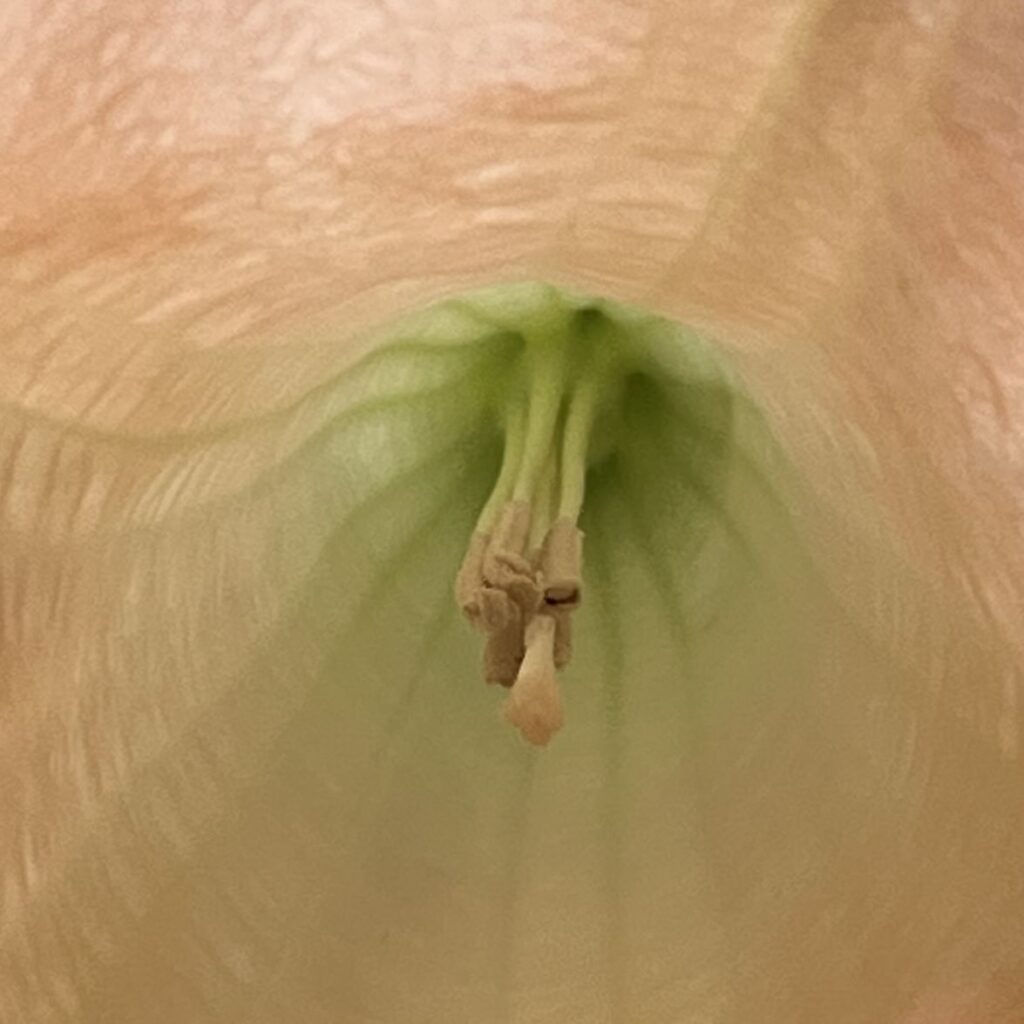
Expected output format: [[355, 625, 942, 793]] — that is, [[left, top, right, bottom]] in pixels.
[[549, 605, 573, 669], [483, 501, 533, 585], [540, 517, 583, 608], [454, 531, 490, 628], [477, 586, 513, 632], [483, 500, 542, 613], [483, 606, 526, 687]]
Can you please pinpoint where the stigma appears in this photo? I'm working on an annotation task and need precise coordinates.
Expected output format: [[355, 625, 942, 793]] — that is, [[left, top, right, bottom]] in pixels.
[[454, 304, 616, 746]]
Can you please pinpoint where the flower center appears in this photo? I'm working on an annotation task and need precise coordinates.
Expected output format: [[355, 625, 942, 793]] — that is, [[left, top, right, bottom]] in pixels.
[[454, 303, 623, 746]]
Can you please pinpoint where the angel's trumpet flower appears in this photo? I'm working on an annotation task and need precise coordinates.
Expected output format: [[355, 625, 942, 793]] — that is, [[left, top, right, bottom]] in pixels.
[[2, 2, 1023, 1023]]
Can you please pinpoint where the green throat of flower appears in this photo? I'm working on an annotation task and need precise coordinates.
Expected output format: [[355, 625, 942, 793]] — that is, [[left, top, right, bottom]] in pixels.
[[336, 281, 768, 753], [433, 286, 742, 749]]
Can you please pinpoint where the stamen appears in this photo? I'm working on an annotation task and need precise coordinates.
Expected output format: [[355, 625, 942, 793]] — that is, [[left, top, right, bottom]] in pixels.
[[454, 530, 490, 627], [476, 404, 527, 534], [454, 305, 620, 745], [511, 330, 569, 505], [478, 586, 514, 632], [503, 613, 564, 746], [528, 447, 559, 558], [483, 607, 526, 687], [483, 500, 541, 611], [540, 517, 583, 607], [549, 605, 573, 670], [557, 318, 616, 523], [455, 403, 529, 629]]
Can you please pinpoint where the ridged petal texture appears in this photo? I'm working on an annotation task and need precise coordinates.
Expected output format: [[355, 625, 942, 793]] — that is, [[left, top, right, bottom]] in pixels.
[[2, 2, 1024, 1023]]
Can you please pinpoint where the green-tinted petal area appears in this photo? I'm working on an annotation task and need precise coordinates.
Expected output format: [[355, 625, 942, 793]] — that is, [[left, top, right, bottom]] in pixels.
[[4, 285, 1020, 1024]]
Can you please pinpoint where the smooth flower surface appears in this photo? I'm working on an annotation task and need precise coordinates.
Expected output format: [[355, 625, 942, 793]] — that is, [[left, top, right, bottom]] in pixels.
[[2, 1, 1024, 1023]]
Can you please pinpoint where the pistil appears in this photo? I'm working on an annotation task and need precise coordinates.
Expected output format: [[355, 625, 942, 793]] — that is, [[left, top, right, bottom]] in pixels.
[[502, 613, 563, 746]]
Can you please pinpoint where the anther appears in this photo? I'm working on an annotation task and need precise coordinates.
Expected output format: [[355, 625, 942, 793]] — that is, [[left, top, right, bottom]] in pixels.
[[454, 531, 491, 628], [483, 501, 535, 586], [482, 500, 542, 615], [549, 605, 573, 670], [483, 607, 526, 687], [540, 517, 583, 608]]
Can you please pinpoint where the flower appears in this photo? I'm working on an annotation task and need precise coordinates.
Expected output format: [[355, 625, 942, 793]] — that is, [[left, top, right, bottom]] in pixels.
[[2, 2, 1023, 1022]]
